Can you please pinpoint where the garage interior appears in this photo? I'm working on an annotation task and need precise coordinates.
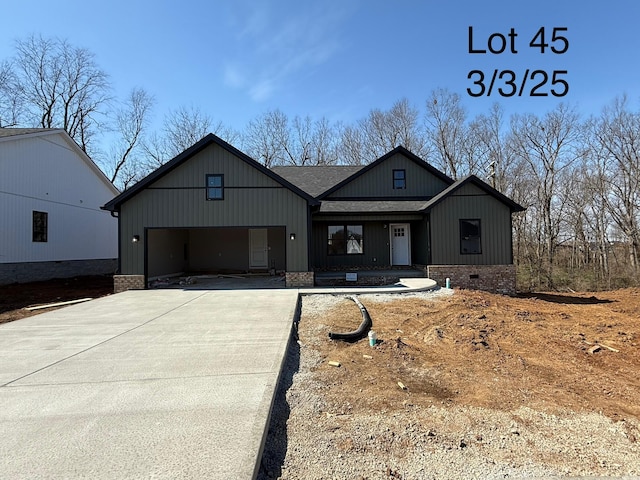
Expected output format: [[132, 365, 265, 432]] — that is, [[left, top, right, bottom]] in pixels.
[[146, 227, 286, 280]]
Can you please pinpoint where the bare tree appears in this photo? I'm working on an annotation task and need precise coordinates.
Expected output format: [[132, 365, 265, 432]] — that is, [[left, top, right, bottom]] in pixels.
[[12, 35, 111, 153], [425, 89, 469, 179], [309, 117, 340, 165], [359, 98, 427, 160], [339, 123, 367, 165], [459, 120, 485, 178], [142, 131, 172, 171], [243, 110, 342, 166], [0, 60, 22, 127], [507, 151, 543, 291], [509, 104, 583, 288], [164, 105, 213, 154], [287, 115, 312, 165], [590, 95, 640, 272], [337, 98, 427, 165], [387, 98, 428, 156], [143, 105, 237, 169], [467, 103, 512, 190], [242, 109, 290, 167], [102, 88, 155, 190], [285, 115, 341, 165], [573, 153, 614, 285]]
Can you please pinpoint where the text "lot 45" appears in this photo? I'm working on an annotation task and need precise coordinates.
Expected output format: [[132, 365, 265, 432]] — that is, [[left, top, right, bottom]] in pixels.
[[468, 27, 569, 55]]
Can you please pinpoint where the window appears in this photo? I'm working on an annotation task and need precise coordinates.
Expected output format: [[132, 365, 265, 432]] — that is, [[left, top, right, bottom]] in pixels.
[[33, 211, 48, 242], [206, 174, 224, 200], [328, 226, 344, 255], [393, 169, 406, 189], [328, 225, 363, 255], [460, 219, 481, 254]]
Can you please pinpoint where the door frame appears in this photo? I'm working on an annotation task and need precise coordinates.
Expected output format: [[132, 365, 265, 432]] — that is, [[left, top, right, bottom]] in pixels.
[[249, 228, 269, 269], [389, 223, 411, 266]]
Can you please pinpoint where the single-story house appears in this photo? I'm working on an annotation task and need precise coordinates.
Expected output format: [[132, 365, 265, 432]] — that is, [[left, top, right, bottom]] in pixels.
[[102, 134, 524, 294], [0, 128, 119, 285]]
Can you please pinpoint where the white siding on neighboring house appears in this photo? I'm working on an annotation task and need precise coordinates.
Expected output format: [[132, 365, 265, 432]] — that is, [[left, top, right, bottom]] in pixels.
[[0, 130, 118, 264]]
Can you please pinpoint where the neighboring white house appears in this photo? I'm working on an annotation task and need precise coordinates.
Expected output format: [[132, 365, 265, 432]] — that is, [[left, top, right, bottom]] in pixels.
[[0, 128, 119, 284]]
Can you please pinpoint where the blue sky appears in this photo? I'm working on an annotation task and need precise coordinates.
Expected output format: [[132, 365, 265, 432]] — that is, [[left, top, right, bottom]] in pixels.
[[2, 0, 640, 135]]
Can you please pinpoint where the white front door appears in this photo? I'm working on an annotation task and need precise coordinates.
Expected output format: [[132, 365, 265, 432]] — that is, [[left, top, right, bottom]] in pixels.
[[249, 228, 268, 269], [390, 224, 411, 265]]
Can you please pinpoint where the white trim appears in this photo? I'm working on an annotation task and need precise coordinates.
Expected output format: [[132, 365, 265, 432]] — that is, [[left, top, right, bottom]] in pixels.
[[389, 223, 411, 266]]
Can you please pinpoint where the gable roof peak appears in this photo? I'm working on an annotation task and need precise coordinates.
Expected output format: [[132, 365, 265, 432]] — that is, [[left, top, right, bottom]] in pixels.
[[424, 173, 525, 213], [0, 127, 118, 195], [102, 132, 319, 211], [318, 146, 454, 199]]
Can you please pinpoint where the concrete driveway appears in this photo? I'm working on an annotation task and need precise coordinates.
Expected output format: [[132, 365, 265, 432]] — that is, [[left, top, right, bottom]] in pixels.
[[0, 288, 299, 479]]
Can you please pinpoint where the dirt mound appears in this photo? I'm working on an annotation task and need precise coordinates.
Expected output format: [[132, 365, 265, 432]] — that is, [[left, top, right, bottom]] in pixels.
[[308, 288, 640, 420]]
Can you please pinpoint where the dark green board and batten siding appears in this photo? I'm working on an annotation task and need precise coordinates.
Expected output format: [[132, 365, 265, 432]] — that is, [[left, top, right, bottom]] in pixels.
[[429, 183, 513, 265], [119, 143, 310, 275], [311, 221, 391, 268], [311, 219, 430, 269], [326, 153, 450, 199]]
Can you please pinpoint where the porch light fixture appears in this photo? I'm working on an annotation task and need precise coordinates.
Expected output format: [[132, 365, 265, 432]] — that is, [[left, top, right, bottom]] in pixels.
[[132, 235, 140, 243], [290, 233, 296, 240]]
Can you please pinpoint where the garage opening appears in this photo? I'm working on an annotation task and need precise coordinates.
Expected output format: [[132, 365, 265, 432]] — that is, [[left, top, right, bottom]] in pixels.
[[146, 227, 286, 280]]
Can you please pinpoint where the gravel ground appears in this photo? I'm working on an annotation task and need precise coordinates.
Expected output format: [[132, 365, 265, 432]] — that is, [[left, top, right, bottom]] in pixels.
[[258, 290, 640, 479]]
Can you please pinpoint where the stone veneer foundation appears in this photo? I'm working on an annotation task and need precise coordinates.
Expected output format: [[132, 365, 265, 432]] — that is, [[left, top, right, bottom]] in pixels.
[[285, 271, 314, 288], [427, 265, 516, 295], [113, 275, 146, 293]]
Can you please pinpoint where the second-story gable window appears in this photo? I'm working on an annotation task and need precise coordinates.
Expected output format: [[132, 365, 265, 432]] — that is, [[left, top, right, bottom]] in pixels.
[[206, 174, 224, 200], [393, 169, 406, 189]]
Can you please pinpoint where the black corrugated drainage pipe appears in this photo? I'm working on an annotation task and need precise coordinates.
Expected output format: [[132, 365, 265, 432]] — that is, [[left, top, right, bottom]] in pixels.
[[328, 295, 372, 343]]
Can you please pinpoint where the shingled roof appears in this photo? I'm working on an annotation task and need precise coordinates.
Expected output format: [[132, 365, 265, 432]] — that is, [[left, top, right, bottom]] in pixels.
[[271, 165, 363, 198], [319, 200, 429, 214]]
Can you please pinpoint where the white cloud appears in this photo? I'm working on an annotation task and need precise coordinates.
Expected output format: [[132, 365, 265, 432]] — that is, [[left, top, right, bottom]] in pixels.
[[248, 79, 275, 102], [223, 65, 246, 89], [240, 5, 270, 39], [222, 1, 354, 102]]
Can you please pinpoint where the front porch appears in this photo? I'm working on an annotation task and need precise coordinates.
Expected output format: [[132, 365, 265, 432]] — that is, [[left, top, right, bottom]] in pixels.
[[313, 265, 427, 287]]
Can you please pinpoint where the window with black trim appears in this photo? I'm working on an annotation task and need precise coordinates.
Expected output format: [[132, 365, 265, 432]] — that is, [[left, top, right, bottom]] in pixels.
[[460, 219, 481, 254], [328, 225, 363, 255], [33, 211, 48, 242], [206, 174, 224, 200], [393, 169, 406, 189]]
